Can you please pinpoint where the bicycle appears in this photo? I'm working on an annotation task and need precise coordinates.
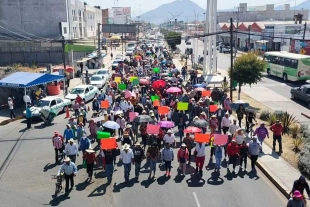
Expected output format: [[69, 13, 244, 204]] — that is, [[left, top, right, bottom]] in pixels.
[[54, 172, 64, 199]]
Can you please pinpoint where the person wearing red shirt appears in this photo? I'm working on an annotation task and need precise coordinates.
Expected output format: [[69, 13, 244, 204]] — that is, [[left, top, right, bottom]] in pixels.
[[83, 148, 97, 181], [270, 120, 283, 153], [76, 95, 82, 105], [226, 139, 239, 173]]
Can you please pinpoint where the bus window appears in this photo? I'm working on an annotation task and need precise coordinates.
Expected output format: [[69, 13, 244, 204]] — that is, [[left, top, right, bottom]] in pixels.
[[279, 57, 284, 66], [291, 59, 298, 69], [284, 58, 291, 67], [264, 55, 270, 62], [271, 56, 280, 64]]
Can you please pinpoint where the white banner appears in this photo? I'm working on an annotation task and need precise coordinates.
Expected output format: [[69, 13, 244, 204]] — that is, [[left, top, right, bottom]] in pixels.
[[112, 7, 131, 17]]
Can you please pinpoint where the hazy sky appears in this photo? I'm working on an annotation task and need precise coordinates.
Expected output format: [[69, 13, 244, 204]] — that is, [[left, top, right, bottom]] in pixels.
[[87, 0, 306, 16]]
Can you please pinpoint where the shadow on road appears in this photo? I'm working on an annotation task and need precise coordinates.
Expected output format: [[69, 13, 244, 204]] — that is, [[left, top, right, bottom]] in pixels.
[[207, 171, 224, 185], [112, 179, 135, 192], [49, 194, 70, 206], [88, 183, 109, 197], [185, 174, 205, 187], [43, 163, 57, 172], [75, 178, 93, 191], [141, 177, 156, 188], [157, 175, 170, 185]]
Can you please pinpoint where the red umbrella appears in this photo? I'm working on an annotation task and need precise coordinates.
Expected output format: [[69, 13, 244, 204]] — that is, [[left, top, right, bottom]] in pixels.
[[139, 79, 149, 85], [194, 87, 206, 92], [152, 80, 166, 89], [184, 126, 202, 133]]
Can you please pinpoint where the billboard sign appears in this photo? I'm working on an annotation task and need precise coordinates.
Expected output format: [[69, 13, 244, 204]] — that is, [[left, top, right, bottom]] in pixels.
[[112, 7, 131, 17], [285, 26, 302, 34], [102, 24, 136, 33]]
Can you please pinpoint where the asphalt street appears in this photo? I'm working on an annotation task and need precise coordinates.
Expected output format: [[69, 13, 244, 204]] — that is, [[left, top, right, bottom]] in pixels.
[[0, 43, 288, 207]]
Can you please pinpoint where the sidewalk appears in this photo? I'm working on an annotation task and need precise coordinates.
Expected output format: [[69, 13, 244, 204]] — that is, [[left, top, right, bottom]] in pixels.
[[0, 47, 124, 125]]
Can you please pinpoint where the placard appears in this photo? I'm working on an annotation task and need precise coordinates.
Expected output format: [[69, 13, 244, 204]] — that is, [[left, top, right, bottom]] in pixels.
[[115, 77, 121, 83], [158, 106, 169, 114], [97, 131, 111, 139], [209, 105, 218, 113], [151, 95, 160, 102], [195, 133, 211, 143], [213, 134, 228, 145], [132, 79, 139, 86], [118, 83, 126, 90], [147, 124, 160, 134], [202, 90, 211, 97], [130, 76, 138, 82], [177, 102, 188, 110], [100, 100, 109, 109], [129, 112, 139, 121], [153, 100, 160, 107], [100, 138, 117, 150]]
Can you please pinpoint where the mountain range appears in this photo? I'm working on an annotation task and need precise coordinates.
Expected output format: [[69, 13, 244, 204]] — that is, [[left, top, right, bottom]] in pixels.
[[139, 0, 310, 24]]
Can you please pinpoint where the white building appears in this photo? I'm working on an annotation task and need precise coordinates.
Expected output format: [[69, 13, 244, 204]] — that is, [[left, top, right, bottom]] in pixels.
[[112, 7, 131, 24], [84, 5, 101, 38], [64, 0, 86, 39]]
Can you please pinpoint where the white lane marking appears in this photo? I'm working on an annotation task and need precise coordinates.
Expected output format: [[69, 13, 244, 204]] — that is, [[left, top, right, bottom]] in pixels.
[[193, 192, 201, 207]]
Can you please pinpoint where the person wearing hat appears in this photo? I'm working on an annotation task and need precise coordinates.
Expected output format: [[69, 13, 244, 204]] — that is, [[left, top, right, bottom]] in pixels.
[[163, 129, 176, 148], [25, 104, 32, 129], [209, 115, 218, 134], [53, 131, 65, 163], [63, 124, 75, 144], [83, 148, 97, 181], [58, 157, 77, 196], [226, 139, 240, 173], [7, 97, 16, 120], [92, 97, 100, 112], [132, 143, 145, 180], [161, 142, 174, 177], [64, 138, 79, 163], [177, 143, 189, 176], [287, 190, 306, 207], [120, 143, 134, 183], [149, 111, 158, 125], [221, 112, 231, 135], [248, 136, 261, 172], [270, 119, 283, 153], [121, 131, 132, 146], [79, 135, 91, 154]]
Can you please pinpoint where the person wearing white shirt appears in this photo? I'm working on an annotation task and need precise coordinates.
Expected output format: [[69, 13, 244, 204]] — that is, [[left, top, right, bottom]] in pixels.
[[229, 119, 239, 135], [64, 139, 79, 163], [23, 94, 31, 105], [120, 99, 127, 111], [163, 130, 176, 147], [57, 157, 77, 195], [221, 112, 231, 135], [195, 142, 206, 174], [120, 144, 134, 183]]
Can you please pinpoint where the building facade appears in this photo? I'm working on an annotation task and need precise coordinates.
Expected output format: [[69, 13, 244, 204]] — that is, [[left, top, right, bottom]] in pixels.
[[84, 5, 101, 38], [112, 7, 131, 24]]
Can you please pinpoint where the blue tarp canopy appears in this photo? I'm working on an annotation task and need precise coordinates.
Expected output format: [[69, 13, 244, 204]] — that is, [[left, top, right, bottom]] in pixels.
[[0, 72, 64, 88]]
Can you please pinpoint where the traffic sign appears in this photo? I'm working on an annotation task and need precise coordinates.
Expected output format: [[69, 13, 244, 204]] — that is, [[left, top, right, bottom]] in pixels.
[[300, 48, 307, 55]]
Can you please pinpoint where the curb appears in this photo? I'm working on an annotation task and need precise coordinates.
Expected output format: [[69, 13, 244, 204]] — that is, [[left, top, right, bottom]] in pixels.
[[301, 113, 310, 119], [255, 158, 290, 199]]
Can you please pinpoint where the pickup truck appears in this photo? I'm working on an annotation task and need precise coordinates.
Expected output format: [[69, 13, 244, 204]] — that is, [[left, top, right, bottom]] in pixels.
[[290, 84, 310, 107]]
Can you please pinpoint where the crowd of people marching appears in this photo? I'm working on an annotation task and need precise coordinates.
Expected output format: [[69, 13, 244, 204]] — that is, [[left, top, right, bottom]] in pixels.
[[51, 40, 308, 207]]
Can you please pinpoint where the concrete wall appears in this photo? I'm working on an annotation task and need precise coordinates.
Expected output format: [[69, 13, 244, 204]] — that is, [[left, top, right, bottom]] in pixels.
[[218, 9, 309, 22], [0, 52, 88, 66], [0, 0, 67, 38]]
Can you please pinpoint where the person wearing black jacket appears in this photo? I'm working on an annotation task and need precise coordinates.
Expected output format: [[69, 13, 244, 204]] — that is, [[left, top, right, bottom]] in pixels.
[[121, 132, 132, 146], [101, 149, 117, 183], [291, 175, 310, 198], [133, 143, 145, 180], [239, 141, 249, 171]]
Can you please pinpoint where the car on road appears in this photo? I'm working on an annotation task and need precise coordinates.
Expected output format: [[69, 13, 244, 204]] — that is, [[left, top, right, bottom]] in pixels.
[[96, 68, 110, 81], [186, 41, 191, 45], [125, 48, 134, 56], [222, 47, 237, 54], [90, 75, 106, 89], [23, 96, 71, 118], [112, 60, 122, 70], [65, 85, 99, 103], [290, 84, 310, 107]]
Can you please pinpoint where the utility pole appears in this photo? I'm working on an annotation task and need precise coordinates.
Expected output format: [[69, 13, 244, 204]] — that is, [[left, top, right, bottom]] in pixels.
[[97, 23, 101, 56], [61, 36, 67, 97], [303, 22, 307, 42], [175, 18, 177, 30], [248, 25, 251, 51], [230, 18, 234, 102], [121, 33, 123, 55]]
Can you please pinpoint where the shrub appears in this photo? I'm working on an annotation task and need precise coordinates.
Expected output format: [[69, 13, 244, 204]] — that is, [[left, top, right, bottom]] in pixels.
[[303, 130, 310, 141], [259, 110, 270, 121], [267, 114, 277, 125], [290, 125, 300, 139], [281, 111, 297, 135], [298, 143, 310, 178], [300, 124, 308, 134], [293, 137, 305, 152], [273, 110, 285, 120]]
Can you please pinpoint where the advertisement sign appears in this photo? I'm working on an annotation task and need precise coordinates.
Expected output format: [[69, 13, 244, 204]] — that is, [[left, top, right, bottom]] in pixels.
[[285, 26, 302, 34], [112, 7, 131, 17], [290, 39, 310, 55]]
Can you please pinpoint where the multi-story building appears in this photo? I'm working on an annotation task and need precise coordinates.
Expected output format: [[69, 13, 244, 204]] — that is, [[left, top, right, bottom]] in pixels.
[[67, 0, 86, 39], [84, 5, 101, 38], [102, 9, 114, 25]]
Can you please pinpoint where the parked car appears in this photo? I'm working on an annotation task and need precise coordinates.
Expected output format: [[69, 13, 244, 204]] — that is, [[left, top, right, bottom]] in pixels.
[[90, 75, 106, 89], [112, 60, 122, 70], [23, 96, 71, 118], [222, 47, 237, 54], [291, 84, 310, 107], [65, 85, 99, 103], [125, 48, 134, 56], [96, 68, 110, 81]]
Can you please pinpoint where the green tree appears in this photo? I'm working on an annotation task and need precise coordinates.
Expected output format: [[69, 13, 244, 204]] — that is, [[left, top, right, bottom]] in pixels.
[[164, 31, 181, 50], [228, 53, 266, 100]]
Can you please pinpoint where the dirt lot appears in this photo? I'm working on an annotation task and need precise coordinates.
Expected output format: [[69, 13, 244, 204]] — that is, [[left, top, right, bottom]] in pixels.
[[232, 90, 299, 168]]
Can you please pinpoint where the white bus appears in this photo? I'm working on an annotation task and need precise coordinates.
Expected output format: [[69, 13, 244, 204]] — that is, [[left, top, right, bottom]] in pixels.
[[264, 51, 310, 81]]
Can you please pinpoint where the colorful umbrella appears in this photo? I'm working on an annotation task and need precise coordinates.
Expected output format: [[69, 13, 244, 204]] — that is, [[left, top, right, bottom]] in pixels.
[[194, 87, 206, 92], [166, 87, 181, 93], [125, 90, 135, 98], [184, 126, 202, 133], [192, 119, 208, 128], [134, 115, 153, 123], [140, 79, 150, 85], [152, 80, 166, 89], [102, 121, 120, 129], [158, 121, 175, 128]]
